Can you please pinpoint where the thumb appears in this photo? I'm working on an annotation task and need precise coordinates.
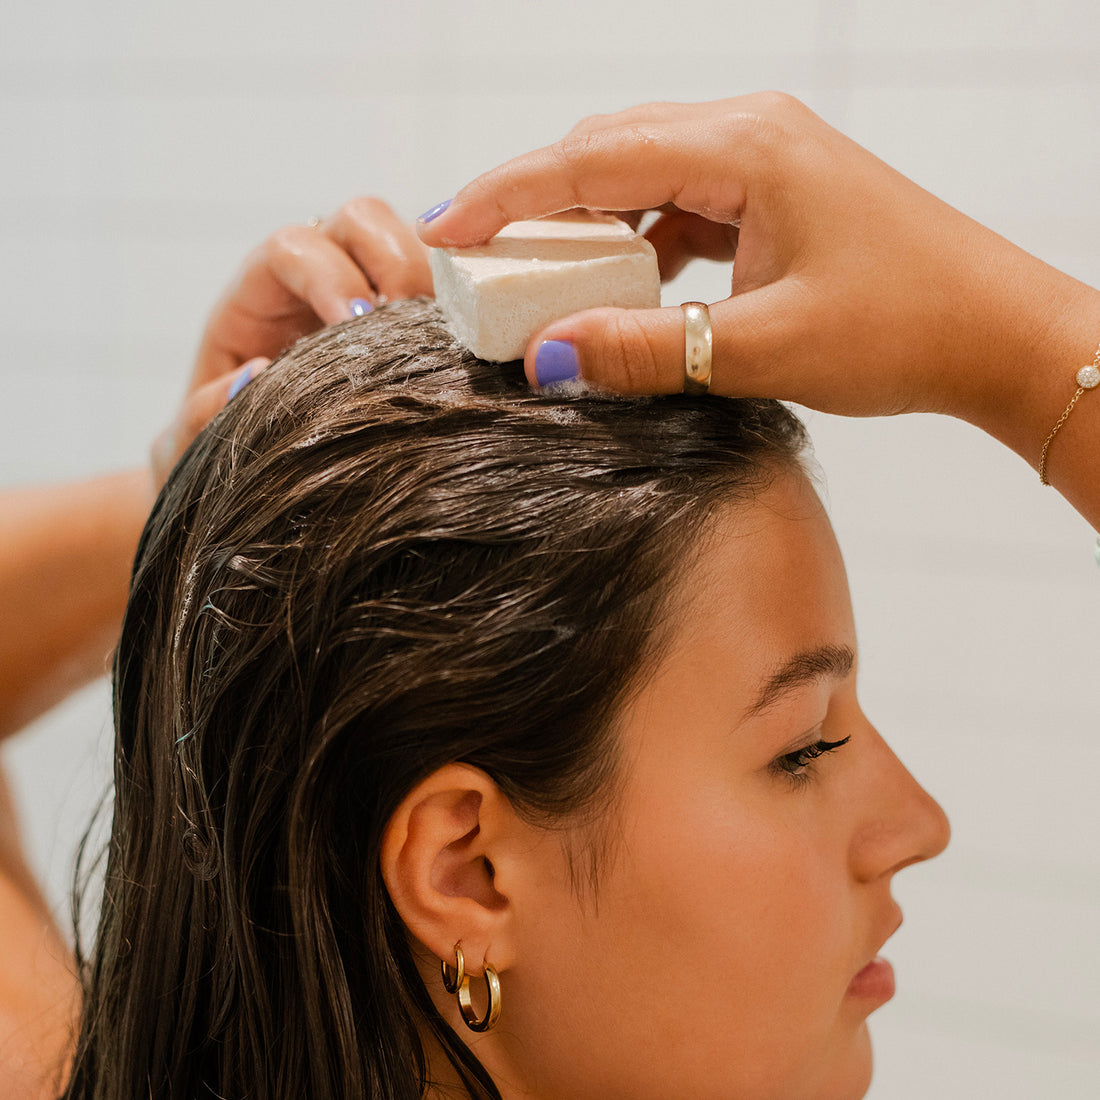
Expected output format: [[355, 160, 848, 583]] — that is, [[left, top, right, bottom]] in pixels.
[[525, 297, 770, 397]]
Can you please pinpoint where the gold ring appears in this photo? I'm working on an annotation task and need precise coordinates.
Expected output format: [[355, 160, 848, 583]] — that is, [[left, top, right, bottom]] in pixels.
[[681, 301, 712, 395]]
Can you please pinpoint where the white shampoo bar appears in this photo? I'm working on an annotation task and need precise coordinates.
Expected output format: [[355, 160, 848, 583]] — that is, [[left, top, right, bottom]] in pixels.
[[430, 213, 660, 362]]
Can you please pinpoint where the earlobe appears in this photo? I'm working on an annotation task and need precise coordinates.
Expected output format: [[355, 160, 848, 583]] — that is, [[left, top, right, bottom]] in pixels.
[[379, 764, 517, 973]]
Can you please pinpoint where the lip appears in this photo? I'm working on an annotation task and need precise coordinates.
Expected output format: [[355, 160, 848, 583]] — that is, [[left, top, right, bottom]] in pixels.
[[845, 956, 895, 1003], [846, 910, 903, 1004]]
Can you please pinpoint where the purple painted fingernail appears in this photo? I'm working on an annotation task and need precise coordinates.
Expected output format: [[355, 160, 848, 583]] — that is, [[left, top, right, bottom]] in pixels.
[[535, 340, 579, 387], [349, 297, 373, 317], [227, 364, 255, 400], [418, 198, 452, 223]]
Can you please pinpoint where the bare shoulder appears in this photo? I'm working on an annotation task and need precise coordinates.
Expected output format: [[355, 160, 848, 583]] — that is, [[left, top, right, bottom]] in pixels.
[[0, 771, 77, 1099]]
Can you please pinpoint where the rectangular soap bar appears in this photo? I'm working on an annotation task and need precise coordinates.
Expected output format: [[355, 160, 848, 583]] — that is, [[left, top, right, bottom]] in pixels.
[[430, 212, 660, 362]]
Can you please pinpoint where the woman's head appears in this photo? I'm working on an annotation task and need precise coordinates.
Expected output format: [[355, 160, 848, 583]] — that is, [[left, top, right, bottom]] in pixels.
[[68, 299, 947, 1100]]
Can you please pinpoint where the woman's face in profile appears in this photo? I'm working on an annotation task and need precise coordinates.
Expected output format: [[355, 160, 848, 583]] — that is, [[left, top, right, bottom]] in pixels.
[[491, 470, 950, 1100]]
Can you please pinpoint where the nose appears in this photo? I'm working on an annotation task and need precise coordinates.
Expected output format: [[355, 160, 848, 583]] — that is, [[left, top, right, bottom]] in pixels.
[[848, 725, 951, 883]]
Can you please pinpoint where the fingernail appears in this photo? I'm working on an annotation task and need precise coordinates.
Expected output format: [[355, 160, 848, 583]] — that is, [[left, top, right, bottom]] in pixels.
[[349, 297, 373, 317], [535, 340, 579, 387], [228, 364, 256, 400], [418, 198, 452, 223]]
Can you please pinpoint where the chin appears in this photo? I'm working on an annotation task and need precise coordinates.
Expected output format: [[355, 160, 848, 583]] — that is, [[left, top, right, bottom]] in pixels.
[[815, 1022, 874, 1100], [744, 1023, 873, 1100]]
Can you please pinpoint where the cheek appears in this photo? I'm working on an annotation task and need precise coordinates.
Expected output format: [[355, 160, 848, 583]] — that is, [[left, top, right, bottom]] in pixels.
[[508, 787, 866, 1099], [625, 787, 853, 1015]]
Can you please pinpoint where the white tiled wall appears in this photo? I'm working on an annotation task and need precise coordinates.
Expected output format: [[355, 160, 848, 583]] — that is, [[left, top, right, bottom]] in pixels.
[[2, 3, 1097, 1096]]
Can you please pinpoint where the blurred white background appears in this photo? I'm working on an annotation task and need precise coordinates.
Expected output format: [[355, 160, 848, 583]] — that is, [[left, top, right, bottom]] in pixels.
[[2, 2, 1098, 1096]]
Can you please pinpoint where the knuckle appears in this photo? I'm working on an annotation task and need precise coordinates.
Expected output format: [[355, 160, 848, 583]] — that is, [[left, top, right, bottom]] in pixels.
[[568, 101, 673, 137], [467, 175, 517, 229], [342, 194, 392, 226], [593, 311, 660, 394], [713, 103, 796, 168], [720, 90, 806, 136], [553, 125, 656, 206], [553, 132, 597, 179], [630, 99, 674, 119], [568, 111, 611, 136], [750, 89, 807, 116], [266, 224, 310, 262]]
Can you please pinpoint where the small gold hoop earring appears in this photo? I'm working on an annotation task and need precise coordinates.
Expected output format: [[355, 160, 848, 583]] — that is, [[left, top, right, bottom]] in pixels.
[[441, 942, 464, 995], [457, 966, 501, 1033]]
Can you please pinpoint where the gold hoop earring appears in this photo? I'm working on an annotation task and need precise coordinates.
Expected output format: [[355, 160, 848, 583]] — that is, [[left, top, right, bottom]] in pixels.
[[457, 965, 501, 1033], [441, 942, 465, 995]]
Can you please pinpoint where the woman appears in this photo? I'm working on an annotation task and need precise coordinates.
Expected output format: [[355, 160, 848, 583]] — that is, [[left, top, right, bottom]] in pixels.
[[63, 297, 947, 1100], [9, 92, 1096, 1097]]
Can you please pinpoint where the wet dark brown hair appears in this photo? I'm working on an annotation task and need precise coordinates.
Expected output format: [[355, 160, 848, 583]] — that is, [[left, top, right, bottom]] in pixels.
[[64, 299, 806, 1100]]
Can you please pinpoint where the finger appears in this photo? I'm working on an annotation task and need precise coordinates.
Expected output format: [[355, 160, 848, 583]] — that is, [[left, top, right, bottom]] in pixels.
[[417, 119, 749, 248], [522, 290, 793, 399], [192, 290, 312, 389], [261, 224, 378, 325], [644, 211, 740, 281], [564, 100, 702, 139], [323, 196, 434, 300], [195, 226, 380, 388], [151, 358, 271, 487]]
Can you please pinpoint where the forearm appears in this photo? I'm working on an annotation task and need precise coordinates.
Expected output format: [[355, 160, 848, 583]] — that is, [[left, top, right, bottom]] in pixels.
[[0, 469, 154, 741]]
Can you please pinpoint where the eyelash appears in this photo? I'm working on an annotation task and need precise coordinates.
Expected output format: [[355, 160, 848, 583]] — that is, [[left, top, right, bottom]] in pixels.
[[771, 735, 852, 788]]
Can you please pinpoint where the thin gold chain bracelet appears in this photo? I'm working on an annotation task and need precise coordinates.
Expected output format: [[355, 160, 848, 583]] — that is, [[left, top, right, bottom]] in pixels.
[[1037, 340, 1100, 486]]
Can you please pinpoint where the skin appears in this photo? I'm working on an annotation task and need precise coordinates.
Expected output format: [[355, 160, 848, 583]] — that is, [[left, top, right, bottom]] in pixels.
[[383, 469, 950, 1100], [0, 470, 155, 743], [0, 770, 75, 1100], [417, 94, 1100, 529], [0, 196, 433, 1099]]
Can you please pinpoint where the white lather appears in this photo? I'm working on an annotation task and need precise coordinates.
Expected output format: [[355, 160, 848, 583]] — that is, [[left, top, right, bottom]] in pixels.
[[430, 213, 661, 362]]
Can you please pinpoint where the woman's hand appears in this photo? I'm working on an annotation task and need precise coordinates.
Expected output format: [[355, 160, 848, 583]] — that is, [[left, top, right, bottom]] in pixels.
[[418, 95, 1100, 524], [418, 96, 1098, 427], [153, 197, 433, 485]]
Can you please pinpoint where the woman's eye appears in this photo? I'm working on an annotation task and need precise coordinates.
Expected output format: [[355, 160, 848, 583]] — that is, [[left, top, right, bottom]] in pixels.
[[771, 735, 851, 787]]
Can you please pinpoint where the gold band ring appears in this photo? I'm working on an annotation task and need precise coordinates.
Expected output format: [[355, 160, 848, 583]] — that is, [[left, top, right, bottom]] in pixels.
[[681, 301, 712, 395]]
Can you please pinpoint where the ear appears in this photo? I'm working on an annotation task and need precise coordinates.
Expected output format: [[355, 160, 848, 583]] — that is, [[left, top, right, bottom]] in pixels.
[[380, 763, 520, 974]]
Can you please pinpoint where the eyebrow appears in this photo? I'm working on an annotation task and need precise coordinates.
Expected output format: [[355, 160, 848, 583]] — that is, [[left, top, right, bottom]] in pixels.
[[746, 644, 855, 718]]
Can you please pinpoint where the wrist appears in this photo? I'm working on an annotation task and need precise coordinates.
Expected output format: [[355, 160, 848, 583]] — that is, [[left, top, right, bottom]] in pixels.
[[943, 239, 1100, 467], [947, 257, 1100, 529]]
